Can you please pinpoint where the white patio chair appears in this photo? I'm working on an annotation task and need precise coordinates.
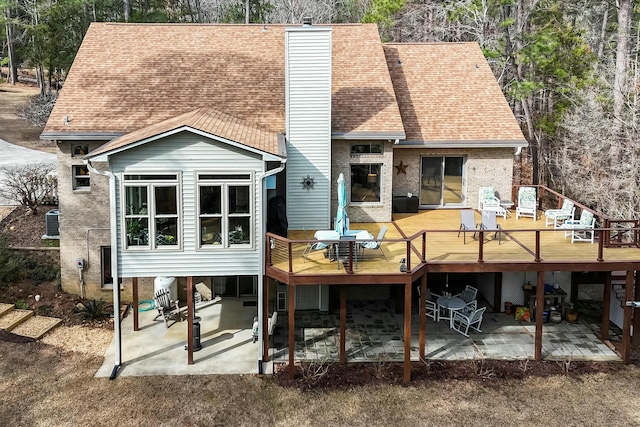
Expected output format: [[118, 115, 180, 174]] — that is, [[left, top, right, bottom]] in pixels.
[[451, 307, 486, 337], [544, 199, 575, 228], [455, 285, 478, 304], [302, 227, 330, 261], [416, 286, 439, 321], [458, 210, 480, 244], [480, 210, 502, 244], [515, 186, 537, 221], [478, 187, 499, 210], [560, 210, 596, 243]]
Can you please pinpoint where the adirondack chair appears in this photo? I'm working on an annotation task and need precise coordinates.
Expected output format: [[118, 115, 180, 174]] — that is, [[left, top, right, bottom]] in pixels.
[[153, 288, 181, 328]]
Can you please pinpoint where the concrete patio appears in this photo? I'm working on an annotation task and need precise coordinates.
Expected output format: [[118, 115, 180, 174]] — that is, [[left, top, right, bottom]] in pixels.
[[96, 296, 620, 378]]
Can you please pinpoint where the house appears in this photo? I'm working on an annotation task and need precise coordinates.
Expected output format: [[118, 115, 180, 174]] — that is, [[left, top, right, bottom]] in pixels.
[[45, 21, 640, 381]]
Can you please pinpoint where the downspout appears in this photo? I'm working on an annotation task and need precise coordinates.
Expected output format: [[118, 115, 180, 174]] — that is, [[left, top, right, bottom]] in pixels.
[[85, 159, 121, 379], [257, 158, 286, 374]]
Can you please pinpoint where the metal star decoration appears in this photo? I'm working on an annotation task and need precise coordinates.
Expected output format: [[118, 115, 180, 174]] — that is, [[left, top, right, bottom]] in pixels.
[[301, 175, 315, 190], [395, 161, 408, 175]]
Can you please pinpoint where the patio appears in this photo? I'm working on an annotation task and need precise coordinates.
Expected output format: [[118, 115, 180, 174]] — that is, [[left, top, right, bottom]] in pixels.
[[270, 299, 620, 366]]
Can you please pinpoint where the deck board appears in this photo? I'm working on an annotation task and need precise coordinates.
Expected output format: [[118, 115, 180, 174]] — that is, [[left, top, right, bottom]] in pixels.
[[267, 209, 640, 277]]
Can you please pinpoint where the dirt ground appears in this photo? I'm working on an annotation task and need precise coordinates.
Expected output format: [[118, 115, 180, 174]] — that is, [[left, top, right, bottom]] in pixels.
[[0, 82, 54, 152]]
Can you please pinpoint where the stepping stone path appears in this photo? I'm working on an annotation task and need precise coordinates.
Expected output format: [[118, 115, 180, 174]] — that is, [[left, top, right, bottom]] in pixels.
[[0, 302, 62, 339]]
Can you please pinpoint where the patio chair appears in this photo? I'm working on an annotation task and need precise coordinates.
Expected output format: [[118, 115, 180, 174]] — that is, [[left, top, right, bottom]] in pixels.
[[416, 286, 439, 321], [544, 199, 575, 228], [302, 227, 330, 262], [480, 210, 502, 244], [359, 225, 388, 260], [560, 210, 596, 243], [451, 307, 486, 337], [252, 311, 278, 342], [515, 186, 537, 221], [455, 285, 478, 304], [153, 288, 181, 328], [478, 187, 498, 210], [458, 210, 480, 244]]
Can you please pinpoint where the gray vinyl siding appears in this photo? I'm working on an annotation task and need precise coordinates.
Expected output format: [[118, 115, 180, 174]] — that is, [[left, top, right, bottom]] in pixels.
[[110, 132, 264, 278], [285, 26, 332, 230]]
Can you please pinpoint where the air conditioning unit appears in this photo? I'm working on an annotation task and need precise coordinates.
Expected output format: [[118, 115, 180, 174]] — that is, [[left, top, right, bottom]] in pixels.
[[43, 209, 60, 239]]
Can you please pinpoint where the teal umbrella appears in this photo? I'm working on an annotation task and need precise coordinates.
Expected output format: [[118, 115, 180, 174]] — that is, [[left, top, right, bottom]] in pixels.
[[335, 173, 348, 235]]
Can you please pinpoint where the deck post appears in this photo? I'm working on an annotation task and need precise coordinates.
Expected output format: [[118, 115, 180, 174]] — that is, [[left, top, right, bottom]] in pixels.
[[534, 231, 541, 262], [622, 270, 634, 364], [262, 275, 270, 362], [132, 277, 139, 331], [288, 284, 295, 380], [186, 276, 194, 365], [340, 287, 346, 365], [493, 273, 502, 313], [419, 274, 426, 361], [633, 272, 640, 348], [601, 273, 611, 340], [403, 281, 412, 384], [534, 271, 544, 361]]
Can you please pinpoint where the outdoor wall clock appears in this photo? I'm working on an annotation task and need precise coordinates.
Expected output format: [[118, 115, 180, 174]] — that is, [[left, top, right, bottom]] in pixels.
[[395, 161, 408, 175], [301, 175, 315, 189]]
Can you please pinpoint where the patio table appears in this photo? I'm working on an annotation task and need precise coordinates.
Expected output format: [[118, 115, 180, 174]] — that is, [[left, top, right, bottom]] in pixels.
[[436, 295, 466, 327], [313, 230, 374, 267]]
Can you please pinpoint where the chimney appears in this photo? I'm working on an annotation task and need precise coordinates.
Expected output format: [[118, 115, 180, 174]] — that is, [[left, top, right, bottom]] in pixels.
[[284, 22, 332, 230]]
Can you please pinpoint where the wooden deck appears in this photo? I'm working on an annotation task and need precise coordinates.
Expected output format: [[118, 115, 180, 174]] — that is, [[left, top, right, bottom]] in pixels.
[[266, 209, 640, 281]]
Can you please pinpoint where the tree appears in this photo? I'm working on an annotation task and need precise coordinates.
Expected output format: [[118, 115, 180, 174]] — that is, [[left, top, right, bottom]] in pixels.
[[0, 163, 57, 214]]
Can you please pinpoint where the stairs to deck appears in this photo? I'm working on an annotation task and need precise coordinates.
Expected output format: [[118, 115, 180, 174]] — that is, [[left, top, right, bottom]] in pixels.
[[0, 303, 62, 340]]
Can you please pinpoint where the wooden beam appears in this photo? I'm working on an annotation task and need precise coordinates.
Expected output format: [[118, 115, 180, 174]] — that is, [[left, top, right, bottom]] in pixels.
[[262, 275, 270, 362], [419, 274, 426, 361], [622, 270, 634, 364], [403, 281, 412, 384], [132, 277, 139, 331], [633, 271, 640, 348], [340, 287, 346, 365], [601, 273, 611, 340], [186, 276, 194, 365], [493, 272, 502, 313], [534, 271, 544, 361], [288, 284, 295, 380]]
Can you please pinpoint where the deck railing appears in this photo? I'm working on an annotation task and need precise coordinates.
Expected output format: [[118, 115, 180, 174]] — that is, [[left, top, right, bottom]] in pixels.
[[513, 184, 640, 248]]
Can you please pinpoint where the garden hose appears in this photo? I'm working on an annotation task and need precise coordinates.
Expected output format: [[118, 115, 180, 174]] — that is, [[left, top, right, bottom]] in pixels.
[[137, 299, 155, 312]]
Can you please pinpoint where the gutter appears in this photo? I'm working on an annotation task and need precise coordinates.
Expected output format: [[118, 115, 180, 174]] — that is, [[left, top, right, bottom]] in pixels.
[[85, 159, 121, 379], [257, 157, 286, 374]]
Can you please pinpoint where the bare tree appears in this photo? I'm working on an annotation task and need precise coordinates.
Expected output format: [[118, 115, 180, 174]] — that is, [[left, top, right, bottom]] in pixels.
[[0, 163, 57, 214]]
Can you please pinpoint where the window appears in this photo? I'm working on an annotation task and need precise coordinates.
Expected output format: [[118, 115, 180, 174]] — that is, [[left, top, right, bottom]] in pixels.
[[101, 246, 113, 286], [351, 164, 381, 203], [123, 174, 180, 250], [72, 165, 90, 190], [72, 145, 89, 156], [351, 143, 383, 155], [198, 173, 252, 248]]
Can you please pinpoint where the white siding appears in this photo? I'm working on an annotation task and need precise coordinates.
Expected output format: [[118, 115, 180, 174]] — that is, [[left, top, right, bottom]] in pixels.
[[285, 26, 332, 230], [110, 132, 264, 277]]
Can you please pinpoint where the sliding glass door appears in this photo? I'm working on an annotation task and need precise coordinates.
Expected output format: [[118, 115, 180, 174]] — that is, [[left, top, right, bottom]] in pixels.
[[420, 156, 465, 207]]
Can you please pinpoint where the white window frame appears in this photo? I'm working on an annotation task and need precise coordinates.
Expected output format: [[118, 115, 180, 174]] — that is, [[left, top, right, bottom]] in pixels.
[[197, 172, 254, 249], [72, 165, 91, 191], [122, 172, 182, 251]]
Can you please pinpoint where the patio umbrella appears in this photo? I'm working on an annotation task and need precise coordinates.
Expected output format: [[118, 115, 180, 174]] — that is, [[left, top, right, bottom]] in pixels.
[[335, 173, 349, 235]]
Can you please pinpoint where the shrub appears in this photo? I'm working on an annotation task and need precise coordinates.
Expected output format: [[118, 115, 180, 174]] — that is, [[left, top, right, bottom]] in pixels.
[[0, 233, 26, 287], [75, 300, 112, 321]]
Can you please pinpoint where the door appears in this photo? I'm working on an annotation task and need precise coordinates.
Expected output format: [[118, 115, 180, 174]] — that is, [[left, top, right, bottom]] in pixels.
[[295, 285, 320, 310], [420, 156, 465, 207]]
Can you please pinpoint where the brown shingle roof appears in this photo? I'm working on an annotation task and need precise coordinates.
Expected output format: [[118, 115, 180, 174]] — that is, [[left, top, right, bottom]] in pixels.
[[384, 43, 526, 143], [44, 23, 404, 138], [88, 107, 282, 157]]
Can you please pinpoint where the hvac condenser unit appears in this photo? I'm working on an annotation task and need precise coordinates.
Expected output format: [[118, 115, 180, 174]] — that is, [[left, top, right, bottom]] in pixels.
[[43, 209, 60, 239]]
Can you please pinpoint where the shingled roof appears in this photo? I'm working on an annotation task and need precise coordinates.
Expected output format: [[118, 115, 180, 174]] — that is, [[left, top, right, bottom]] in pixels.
[[43, 22, 405, 140], [383, 43, 526, 146]]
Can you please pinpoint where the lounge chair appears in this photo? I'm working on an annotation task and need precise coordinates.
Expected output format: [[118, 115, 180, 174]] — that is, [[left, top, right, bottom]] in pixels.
[[302, 227, 330, 261], [516, 186, 537, 221], [544, 199, 575, 228], [359, 225, 388, 260], [480, 210, 502, 244], [458, 210, 480, 244]]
